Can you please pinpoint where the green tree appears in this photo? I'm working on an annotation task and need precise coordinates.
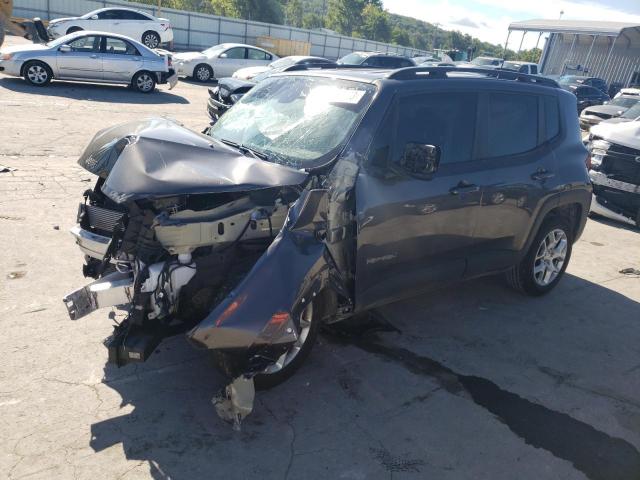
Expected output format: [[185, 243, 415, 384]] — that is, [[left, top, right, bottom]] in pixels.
[[391, 26, 410, 46], [358, 4, 391, 42], [209, 0, 241, 17], [285, 0, 305, 28], [302, 12, 324, 29], [326, 0, 364, 36]]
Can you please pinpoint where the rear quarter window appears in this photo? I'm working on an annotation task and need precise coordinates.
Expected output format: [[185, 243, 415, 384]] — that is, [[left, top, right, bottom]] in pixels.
[[543, 96, 560, 142]]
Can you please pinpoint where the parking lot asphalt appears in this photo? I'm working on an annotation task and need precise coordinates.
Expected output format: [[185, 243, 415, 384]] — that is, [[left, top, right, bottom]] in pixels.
[[1, 35, 640, 480]]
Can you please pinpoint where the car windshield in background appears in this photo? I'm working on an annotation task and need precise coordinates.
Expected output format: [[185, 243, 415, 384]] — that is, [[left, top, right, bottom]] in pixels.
[[471, 57, 500, 66], [559, 75, 585, 85], [338, 52, 366, 65], [45, 34, 79, 47], [621, 102, 640, 119], [207, 76, 376, 169], [269, 57, 297, 69], [610, 97, 638, 108]]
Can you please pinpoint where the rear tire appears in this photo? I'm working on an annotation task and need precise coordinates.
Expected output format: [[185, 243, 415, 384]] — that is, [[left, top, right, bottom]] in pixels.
[[193, 64, 213, 82], [66, 26, 83, 35], [254, 299, 321, 390], [132, 71, 156, 93], [142, 31, 161, 49], [23, 61, 53, 86], [506, 216, 573, 296]]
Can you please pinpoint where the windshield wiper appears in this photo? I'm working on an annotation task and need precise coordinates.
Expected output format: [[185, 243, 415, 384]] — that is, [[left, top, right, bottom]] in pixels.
[[218, 138, 271, 162]]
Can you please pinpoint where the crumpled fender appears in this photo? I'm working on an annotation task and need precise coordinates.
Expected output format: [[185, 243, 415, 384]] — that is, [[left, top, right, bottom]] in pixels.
[[188, 189, 331, 351]]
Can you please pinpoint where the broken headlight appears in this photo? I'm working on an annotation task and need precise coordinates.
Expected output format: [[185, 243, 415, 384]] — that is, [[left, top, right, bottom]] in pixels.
[[589, 139, 610, 168]]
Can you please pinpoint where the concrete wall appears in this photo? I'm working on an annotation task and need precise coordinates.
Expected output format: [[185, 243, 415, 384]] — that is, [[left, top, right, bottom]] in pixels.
[[541, 28, 640, 87], [13, 0, 428, 58]]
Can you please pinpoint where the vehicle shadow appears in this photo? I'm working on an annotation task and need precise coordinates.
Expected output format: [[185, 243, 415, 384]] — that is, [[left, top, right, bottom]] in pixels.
[[0, 77, 190, 104], [588, 213, 638, 233], [178, 77, 218, 86], [89, 273, 640, 479]]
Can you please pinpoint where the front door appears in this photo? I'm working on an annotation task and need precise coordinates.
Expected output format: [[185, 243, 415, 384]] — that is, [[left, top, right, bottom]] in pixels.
[[101, 36, 142, 82], [56, 35, 102, 80], [218, 47, 247, 77], [355, 90, 482, 310]]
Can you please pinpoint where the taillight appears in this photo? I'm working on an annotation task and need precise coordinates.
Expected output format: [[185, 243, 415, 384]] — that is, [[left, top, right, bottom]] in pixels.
[[168, 56, 172, 67]]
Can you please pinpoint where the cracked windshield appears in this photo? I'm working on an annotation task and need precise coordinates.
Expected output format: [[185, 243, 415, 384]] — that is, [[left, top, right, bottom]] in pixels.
[[207, 76, 375, 169]]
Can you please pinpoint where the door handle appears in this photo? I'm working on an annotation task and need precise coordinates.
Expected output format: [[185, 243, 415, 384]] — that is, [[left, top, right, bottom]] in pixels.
[[531, 168, 555, 181], [449, 182, 479, 195]]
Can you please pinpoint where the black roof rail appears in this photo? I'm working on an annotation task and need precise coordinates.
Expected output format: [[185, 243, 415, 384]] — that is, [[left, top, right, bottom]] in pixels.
[[386, 66, 560, 88]]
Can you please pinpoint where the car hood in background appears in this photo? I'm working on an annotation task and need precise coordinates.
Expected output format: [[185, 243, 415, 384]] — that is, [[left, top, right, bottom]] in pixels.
[[233, 65, 271, 80], [0, 44, 49, 54], [48, 17, 78, 25], [600, 117, 635, 125], [77, 118, 309, 203], [173, 51, 207, 62], [590, 121, 640, 150], [582, 104, 627, 117]]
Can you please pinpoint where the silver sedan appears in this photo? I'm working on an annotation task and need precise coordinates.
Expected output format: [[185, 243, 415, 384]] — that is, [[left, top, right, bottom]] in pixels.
[[0, 31, 177, 93]]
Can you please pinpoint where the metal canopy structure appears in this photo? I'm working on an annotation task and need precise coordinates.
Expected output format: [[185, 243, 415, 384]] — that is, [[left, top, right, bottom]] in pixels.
[[503, 19, 640, 88], [508, 19, 640, 37]]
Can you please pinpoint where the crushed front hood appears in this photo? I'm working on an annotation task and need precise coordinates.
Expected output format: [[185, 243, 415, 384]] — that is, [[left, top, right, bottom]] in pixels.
[[591, 121, 640, 151], [78, 118, 308, 203]]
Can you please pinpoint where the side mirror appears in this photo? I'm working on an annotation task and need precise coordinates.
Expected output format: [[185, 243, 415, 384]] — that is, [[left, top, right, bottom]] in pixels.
[[401, 143, 441, 175], [90, 15, 98, 20], [59, 45, 71, 53], [219, 53, 228, 58]]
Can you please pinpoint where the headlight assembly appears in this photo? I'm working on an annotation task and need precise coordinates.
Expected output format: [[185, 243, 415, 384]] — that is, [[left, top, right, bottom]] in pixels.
[[0, 53, 13, 61], [589, 139, 610, 167]]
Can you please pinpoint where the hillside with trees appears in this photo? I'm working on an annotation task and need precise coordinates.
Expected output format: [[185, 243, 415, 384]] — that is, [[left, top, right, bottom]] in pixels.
[[134, 0, 541, 61]]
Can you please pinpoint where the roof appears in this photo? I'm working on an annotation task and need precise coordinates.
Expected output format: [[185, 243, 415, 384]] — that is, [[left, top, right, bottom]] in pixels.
[[508, 19, 640, 36]]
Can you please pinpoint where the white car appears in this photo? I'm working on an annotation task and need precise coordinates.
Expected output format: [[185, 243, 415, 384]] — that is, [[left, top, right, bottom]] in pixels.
[[47, 7, 173, 49], [173, 43, 278, 82]]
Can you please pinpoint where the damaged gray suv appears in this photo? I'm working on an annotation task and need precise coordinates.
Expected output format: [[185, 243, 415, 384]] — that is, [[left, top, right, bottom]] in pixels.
[[64, 67, 592, 423]]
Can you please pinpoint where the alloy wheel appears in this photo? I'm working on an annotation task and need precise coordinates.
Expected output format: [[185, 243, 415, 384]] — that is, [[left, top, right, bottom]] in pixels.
[[143, 34, 159, 48], [27, 65, 48, 84], [136, 74, 154, 92], [196, 66, 211, 81], [533, 228, 568, 286], [263, 302, 313, 374]]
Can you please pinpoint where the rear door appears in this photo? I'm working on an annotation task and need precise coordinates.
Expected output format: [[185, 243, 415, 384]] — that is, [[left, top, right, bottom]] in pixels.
[[56, 35, 102, 80], [466, 89, 559, 275], [355, 89, 482, 309], [118, 10, 151, 41], [101, 36, 142, 82], [94, 9, 127, 35], [246, 47, 273, 69]]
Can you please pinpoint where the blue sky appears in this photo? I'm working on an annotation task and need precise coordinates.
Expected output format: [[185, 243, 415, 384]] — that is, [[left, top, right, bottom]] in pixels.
[[384, 0, 640, 47]]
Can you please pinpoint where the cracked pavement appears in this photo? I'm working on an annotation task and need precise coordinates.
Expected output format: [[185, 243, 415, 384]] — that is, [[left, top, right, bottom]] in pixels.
[[1, 35, 640, 480]]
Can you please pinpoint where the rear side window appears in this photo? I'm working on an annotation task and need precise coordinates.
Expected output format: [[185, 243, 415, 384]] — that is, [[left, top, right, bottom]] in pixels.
[[394, 92, 477, 165], [486, 93, 537, 157], [531, 65, 538, 74], [121, 11, 150, 21], [543, 96, 560, 142], [247, 48, 268, 60], [98, 10, 126, 20]]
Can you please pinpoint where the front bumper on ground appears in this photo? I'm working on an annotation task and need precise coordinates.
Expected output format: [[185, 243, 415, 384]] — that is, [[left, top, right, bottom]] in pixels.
[[70, 224, 110, 260], [63, 271, 133, 320], [158, 68, 178, 89]]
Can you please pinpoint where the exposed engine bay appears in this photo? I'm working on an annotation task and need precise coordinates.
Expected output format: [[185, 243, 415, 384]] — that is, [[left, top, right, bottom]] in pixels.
[[63, 117, 357, 427]]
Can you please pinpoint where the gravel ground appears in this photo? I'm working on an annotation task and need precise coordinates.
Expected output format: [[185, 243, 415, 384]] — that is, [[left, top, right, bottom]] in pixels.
[[1, 35, 640, 480]]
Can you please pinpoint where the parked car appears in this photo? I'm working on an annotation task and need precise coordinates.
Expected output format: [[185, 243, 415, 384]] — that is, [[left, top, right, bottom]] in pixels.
[[232, 55, 334, 80], [500, 61, 538, 75], [173, 43, 278, 82], [614, 87, 640, 99], [63, 66, 591, 423], [562, 84, 610, 112], [579, 95, 639, 129], [588, 121, 640, 228], [559, 75, 608, 94], [461, 56, 503, 68], [337, 51, 415, 68], [207, 61, 338, 122], [0, 31, 177, 92], [598, 102, 640, 125], [46, 7, 173, 49]]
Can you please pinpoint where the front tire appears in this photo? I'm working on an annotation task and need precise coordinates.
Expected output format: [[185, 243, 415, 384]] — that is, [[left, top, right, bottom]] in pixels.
[[142, 31, 161, 49], [193, 64, 213, 82], [506, 216, 573, 296], [23, 61, 52, 86], [132, 71, 156, 93], [254, 299, 321, 390]]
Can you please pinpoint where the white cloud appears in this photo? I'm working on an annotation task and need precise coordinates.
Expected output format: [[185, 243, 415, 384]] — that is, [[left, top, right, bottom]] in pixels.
[[384, 0, 640, 48]]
